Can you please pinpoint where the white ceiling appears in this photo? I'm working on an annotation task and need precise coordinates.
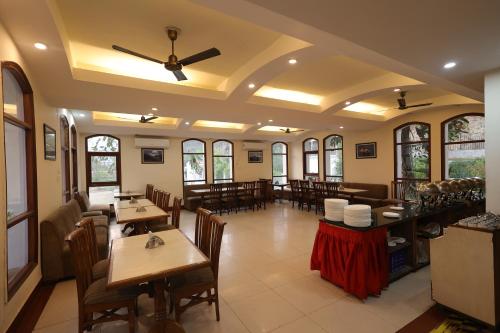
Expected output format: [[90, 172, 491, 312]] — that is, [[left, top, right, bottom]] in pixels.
[[0, 0, 487, 140]]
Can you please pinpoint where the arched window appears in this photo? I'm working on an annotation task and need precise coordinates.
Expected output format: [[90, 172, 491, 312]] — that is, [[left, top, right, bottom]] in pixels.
[[441, 113, 484, 179], [394, 122, 430, 200], [71, 125, 78, 192], [323, 135, 343, 182], [213, 140, 234, 183], [2, 61, 38, 298], [60, 116, 70, 202], [303, 138, 319, 180], [85, 135, 121, 203], [182, 139, 207, 185], [272, 142, 288, 184]]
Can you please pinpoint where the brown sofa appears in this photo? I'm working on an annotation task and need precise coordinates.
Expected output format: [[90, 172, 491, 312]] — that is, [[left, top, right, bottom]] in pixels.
[[183, 184, 211, 211], [74, 191, 111, 220], [340, 182, 393, 208], [41, 199, 109, 282]]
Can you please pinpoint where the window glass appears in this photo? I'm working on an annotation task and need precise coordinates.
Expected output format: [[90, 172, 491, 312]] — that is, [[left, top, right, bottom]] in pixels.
[[7, 219, 28, 284], [325, 150, 342, 178], [304, 138, 318, 152], [2, 69, 24, 121], [443, 115, 485, 179], [5, 123, 27, 219], [90, 156, 117, 182], [183, 154, 206, 183], [324, 135, 342, 149], [183, 140, 204, 154], [272, 142, 288, 184], [87, 135, 119, 152], [395, 123, 429, 143], [305, 153, 319, 174], [272, 142, 286, 154], [213, 140, 233, 183]]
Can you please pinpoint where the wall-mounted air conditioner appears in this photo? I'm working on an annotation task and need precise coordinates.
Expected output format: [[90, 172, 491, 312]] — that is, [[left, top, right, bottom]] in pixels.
[[134, 135, 170, 149], [242, 141, 266, 151]]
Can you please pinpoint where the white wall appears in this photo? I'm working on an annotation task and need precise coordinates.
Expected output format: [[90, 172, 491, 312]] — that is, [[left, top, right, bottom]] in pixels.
[[289, 105, 484, 192], [485, 70, 500, 214], [78, 135, 273, 200], [0, 22, 76, 331]]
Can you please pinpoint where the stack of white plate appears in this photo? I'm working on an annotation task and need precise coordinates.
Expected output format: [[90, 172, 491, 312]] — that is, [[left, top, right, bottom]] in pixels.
[[324, 199, 349, 221], [344, 204, 372, 227]]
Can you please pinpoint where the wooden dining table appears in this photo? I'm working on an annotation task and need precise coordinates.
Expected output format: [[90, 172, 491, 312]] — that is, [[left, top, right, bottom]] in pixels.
[[115, 205, 169, 234], [114, 198, 155, 209], [107, 229, 210, 333], [114, 191, 145, 200]]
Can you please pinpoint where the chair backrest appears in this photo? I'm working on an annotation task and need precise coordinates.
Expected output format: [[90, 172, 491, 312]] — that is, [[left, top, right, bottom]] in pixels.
[[256, 180, 267, 198], [194, 209, 226, 278], [171, 197, 182, 229], [79, 218, 99, 266], [243, 181, 255, 195], [299, 180, 310, 192], [325, 182, 339, 198], [313, 182, 327, 199], [152, 189, 161, 205], [66, 227, 93, 308], [209, 183, 223, 197], [160, 191, 171, 211], [146, 184, 154, 200]]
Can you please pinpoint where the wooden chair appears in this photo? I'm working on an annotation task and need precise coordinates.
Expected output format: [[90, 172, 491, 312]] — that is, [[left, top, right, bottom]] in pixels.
[[79, 218, 109, 281], [146, 184, 154, 201], [289, 179, 302, 209], [325, 181, 339, 198], [66, 228, 140, 333], [299, 180, 313, 211], [221, 182, 239, 214], [169, 210, 226, 322], [255, 179, 269, 210], [152, 189, 162, 206], [202, 184, 223, 215], [313, 182, 327, 214], [171, 197, 182, 229], [148, 191, 172, 232], [239, 181, 256, 211]]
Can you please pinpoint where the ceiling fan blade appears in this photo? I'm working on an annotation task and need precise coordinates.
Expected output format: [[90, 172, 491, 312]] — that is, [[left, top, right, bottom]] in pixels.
[[405, 103, 433, 109], [279, 129, 286, 132], [172, 70, 187, 81], [112, 45, 164, 64], [178, 48, 221, 66], [143, 116, 158, 123], [290, 129, 305, 133]]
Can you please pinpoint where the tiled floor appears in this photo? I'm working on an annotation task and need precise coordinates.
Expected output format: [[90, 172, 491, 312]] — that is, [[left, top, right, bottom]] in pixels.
[[34, 203, 434, 333]]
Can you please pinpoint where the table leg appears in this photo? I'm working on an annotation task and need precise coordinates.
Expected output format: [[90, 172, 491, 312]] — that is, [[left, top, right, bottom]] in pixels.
[[135, 222, 147, 235], [149, 279, 185, 333]]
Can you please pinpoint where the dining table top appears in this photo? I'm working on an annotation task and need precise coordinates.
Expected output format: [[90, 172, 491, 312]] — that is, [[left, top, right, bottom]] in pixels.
[[114, 191, 145, 199], [114, 198, 155, 209], [107, 229, 210, 289], [115, 205, 169, 225], [191, 187, 244, 194]]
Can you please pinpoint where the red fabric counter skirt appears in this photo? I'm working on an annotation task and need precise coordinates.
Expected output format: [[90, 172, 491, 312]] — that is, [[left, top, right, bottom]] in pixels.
[[310, 221, 388, 299]]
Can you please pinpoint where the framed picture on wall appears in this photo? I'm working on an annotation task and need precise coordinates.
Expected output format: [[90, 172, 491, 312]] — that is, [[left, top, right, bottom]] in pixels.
[[355, 142, 377, 159], [43, 124, 56, 161], [141, 148, 164, 164], [248, 150, 263, 163]]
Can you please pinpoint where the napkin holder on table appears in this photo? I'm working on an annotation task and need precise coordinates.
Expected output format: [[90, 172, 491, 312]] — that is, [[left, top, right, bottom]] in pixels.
[[145, 231, 165, 249], [136, 206, 146, 212], [130, 197, 138, 204]]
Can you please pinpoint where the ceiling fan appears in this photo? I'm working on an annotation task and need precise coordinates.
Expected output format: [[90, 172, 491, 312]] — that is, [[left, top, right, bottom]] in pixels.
[[280, 128, 304, 134], [115, 115, 158, 123], [396, 91, 433, 110], [112, 26, 221, 81]]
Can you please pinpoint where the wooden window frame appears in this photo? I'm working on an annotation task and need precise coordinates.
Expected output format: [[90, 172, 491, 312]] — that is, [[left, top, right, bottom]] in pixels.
[[393, 122, 431, 183], [182, 138, 207, 186], [85, 134, 122, 193], [271, 142, 288, 184], [60, 116, 71, 202], [2, 61, 38, 300], [303, 137, 319, 179], [212, 139, 234, 183], [323, 134, 344, 182], [440, 113, 484, 180], [70, 125, 78, 193]]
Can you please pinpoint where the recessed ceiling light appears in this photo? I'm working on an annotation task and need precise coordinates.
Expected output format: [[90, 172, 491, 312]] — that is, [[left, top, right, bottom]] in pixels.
[[257, 122, 262, 126], [248, 83, 256, 89], [34, 42, 47, 50], [393, 88, 401, 92], [151, 107, 158, 111], [147, 113, 154, 116], [345, 101, 351, 105], [443, 61, 456, 69], [288, 58, 297, 65], [79, 113, 85, 118], [268, 119, 273, 123], [185, 121, 190, 125], [339, 126, 344, 129]]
